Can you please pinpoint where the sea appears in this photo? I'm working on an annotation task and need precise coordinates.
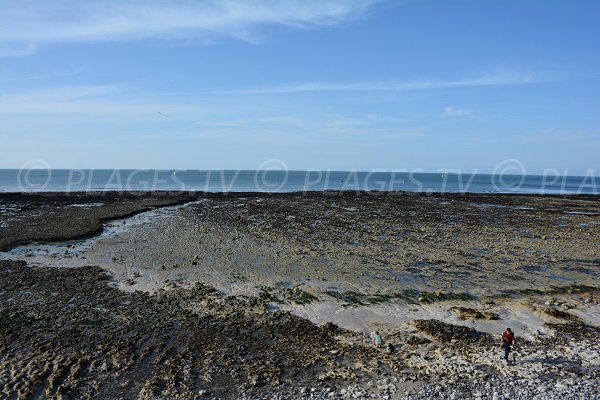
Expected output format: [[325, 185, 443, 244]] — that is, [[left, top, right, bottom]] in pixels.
[[0, 169, 597, 195]]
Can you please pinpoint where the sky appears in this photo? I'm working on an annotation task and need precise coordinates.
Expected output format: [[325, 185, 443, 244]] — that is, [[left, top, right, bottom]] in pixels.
[[1, 0, 599, 174]]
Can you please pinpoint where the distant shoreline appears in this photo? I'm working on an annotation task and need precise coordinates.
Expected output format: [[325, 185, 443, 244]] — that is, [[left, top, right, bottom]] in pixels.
[[2, 189, 600, 197], [2, 169, 598, 195]]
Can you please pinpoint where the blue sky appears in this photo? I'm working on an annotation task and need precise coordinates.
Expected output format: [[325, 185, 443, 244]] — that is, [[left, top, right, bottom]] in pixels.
[[1, 0, 599, 174]]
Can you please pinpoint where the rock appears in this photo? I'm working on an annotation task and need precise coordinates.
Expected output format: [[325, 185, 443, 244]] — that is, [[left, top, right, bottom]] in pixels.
[[451, 307, 499, 320]]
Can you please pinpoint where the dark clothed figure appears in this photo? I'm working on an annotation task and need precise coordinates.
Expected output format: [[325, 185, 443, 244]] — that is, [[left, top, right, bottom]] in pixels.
[[501, 328, 516, 362]]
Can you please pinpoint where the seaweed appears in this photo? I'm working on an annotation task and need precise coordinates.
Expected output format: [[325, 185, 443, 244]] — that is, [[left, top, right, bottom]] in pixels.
[[284, 288, 319, 305], [394, 289, 476, 304], [540, 307, 583, 321], [325, 290, 393, 305], [231, 273, 248, 283], [499, 284, 599, 298], [259, 286, 319, 305], [325, 289, 475, 306], [259, 287, 283, 304]]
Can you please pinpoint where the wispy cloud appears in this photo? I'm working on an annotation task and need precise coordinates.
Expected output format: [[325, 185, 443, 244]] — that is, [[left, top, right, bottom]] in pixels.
[[0, 43, 36, 58], [227, 71, 543, 94], [442, 106, 474, 118], [0, 85, 124, 103], [0, 82, 422, 141], [0, 85, 210, 115], [0, 67, 86, 83], [0, 0, 379, 57], [517, 128, 600, 145]]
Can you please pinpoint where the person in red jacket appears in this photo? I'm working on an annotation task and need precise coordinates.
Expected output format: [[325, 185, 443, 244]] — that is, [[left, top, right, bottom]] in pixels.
[[501, 328, 516, 362]]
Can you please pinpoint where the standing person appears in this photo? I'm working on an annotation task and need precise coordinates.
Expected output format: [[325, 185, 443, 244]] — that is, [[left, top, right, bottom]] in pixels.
[[501, 328, 515, 362], [372, 331, 383, 348]]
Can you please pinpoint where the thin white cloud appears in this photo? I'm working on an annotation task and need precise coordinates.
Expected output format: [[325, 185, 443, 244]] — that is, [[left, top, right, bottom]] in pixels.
[[0, 67, 86, 82], [442, 106, 474, 118], [0, 43, 36, 58], [228, 71, 541, 94], [517, 129, 600, 145], [365, 113, 407, 122], [0, 85, 210, 115], [0, 0, 379, 57], [0, 85, 124, 102]]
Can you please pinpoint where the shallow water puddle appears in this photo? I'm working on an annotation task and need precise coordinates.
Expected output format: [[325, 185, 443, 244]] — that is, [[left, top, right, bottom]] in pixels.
[[0, 200, 206, 266]]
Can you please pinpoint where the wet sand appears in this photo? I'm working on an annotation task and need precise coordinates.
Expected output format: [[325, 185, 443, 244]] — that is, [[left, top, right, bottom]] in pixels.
[[0, 192, 599, 399]]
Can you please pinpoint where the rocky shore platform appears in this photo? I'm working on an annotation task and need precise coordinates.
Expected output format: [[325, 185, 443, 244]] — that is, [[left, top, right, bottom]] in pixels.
[[1, 191, 598, 399]]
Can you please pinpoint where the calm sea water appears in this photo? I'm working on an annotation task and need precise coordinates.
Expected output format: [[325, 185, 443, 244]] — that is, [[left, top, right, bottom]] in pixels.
[[0, 169, 597, 194]]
